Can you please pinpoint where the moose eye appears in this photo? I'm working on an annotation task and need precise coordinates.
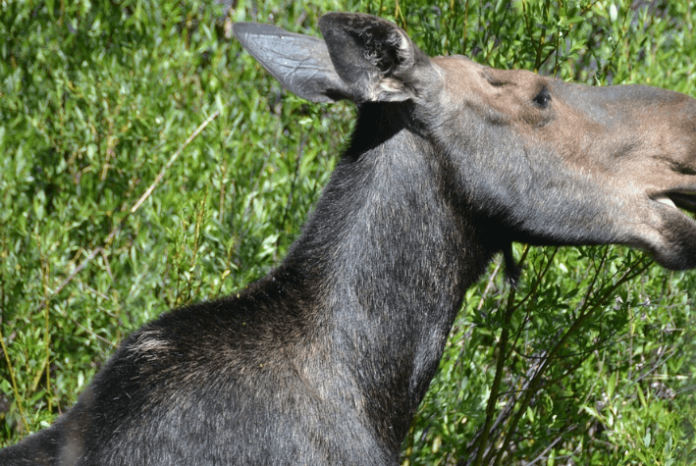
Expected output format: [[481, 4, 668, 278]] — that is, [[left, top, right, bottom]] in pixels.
[[532, 87, 551, 108]]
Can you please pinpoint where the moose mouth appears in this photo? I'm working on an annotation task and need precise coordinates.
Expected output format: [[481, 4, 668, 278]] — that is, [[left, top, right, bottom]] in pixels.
[[654, 191, 696, 216], [667, 191, 696, 214], [642, 189, 696, 270]]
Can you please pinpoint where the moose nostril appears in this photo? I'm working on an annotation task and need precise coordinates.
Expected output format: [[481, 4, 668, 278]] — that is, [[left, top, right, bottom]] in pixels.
[[676, 165, 696, 176]]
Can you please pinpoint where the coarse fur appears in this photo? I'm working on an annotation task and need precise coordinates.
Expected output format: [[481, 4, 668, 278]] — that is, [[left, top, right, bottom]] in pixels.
[[3, 12, 696, 466]]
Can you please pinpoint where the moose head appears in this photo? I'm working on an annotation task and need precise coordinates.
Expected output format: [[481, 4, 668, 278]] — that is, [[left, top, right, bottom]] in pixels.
[[237, 13, 696, 271]]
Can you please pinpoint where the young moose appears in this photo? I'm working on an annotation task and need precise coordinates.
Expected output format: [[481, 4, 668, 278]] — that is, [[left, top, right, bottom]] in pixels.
[[3, 12, 696, 466]]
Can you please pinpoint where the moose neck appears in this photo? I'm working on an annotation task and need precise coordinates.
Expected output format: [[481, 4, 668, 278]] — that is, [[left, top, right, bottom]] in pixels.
[[283, 102, 498, 446]]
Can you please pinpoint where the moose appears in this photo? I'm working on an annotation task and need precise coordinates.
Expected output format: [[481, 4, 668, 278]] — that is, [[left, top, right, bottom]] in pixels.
[[2, 12, 696, 466]]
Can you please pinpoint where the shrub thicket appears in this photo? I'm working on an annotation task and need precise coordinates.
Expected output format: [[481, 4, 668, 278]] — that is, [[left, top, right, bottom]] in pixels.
[[1, 1, 694, 464]]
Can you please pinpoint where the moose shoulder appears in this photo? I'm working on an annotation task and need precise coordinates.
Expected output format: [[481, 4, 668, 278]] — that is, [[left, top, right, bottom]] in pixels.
[[2, 12, 695, 466]]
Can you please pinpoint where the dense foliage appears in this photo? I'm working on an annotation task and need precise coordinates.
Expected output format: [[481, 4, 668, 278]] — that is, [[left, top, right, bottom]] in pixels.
[[1, 0, 695, 464]]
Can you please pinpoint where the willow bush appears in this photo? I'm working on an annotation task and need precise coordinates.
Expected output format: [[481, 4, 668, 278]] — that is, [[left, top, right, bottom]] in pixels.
[[1, 1, 694, 465]]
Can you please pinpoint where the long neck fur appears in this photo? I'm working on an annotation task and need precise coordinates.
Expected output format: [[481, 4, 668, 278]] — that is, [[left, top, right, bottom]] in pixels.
[[280, 102, 498, 447]]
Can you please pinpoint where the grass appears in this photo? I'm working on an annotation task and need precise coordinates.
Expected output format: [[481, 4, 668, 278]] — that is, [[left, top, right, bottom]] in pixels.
[[1, 0, 695, 464]]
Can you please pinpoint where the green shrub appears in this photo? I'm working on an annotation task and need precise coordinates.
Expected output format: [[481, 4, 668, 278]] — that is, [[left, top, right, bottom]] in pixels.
[[1, 1, 694, 464]]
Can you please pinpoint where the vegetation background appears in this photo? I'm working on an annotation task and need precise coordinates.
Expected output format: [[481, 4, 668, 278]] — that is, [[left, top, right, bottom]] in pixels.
[[1, 0, 695, 464]]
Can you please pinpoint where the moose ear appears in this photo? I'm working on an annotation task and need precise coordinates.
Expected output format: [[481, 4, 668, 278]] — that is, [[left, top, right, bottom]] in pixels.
[[233, 22, 352, 103], [318, 13, 432, 103]]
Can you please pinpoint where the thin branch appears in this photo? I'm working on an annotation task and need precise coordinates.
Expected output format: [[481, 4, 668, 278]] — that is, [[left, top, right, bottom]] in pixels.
[[523, 426, 575, 466], [130, 110, 220, 214], [491, 258, 650, 466], [577, 247, 609, 316], [0, 323, 29, 433], [35, 110, 220, 314], [477, 258, 502, 311], [471, 298, 515, 466], [36, 247, 104, 314], [470, 246, 530, 466]]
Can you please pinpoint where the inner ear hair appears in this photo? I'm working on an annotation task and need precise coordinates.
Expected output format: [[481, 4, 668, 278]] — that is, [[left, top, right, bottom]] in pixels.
[[319, 13, 425, 103], [370, 27, 415, 76]]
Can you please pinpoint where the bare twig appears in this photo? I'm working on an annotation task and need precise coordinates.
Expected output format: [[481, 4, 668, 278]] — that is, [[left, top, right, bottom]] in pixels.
[[36, 110, 221, 314], [477, 258, 502, 311], [0, 324, 29, 433], [37, 247, 104, 313], [490, 258, 651, 466], [523, 426, 575, 466], [470, 246, 530, 466], [130, 110, 220, 214]]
